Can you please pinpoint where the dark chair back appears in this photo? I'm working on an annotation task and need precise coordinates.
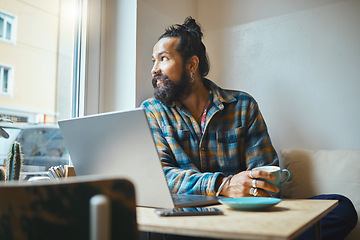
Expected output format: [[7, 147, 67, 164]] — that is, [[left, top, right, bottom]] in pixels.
[[0, 176, 138, 240]]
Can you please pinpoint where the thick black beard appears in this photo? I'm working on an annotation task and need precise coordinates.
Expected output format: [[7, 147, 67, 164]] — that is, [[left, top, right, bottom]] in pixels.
[[152, 66, 192, 105]]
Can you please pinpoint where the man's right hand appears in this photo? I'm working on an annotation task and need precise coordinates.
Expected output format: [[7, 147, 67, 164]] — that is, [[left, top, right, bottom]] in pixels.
[[219, 169, 279, 197]]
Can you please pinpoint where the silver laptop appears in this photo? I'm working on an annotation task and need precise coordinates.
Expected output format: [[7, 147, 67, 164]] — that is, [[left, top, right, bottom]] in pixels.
[[58, 108, 219, 209]]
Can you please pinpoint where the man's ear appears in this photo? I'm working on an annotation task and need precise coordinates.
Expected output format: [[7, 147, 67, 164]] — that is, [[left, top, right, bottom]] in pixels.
[[186, 55, 199, 73]]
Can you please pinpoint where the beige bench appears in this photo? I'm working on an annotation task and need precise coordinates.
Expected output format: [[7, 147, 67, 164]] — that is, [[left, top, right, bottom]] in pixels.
[[280, 149, 360, 240]]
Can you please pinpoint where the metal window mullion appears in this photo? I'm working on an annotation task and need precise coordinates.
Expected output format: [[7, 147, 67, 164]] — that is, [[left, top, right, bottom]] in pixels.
[[72, 0, 88, 118]]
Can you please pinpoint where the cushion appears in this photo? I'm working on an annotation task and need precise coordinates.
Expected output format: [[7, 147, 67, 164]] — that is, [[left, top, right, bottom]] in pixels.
[[279, 149, 360, 240]]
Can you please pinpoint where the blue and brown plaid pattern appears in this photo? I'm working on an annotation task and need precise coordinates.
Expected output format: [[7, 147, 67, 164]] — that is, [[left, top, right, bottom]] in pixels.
[[141, 79, 278, 196]]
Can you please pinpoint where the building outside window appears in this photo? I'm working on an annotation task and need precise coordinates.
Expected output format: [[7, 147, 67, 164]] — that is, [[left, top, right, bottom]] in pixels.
[[0, 0, 85, 180]]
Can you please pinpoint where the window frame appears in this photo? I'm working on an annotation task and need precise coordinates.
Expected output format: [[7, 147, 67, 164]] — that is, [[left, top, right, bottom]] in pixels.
[[0, 63, 14, 97], [0, 10, 17, 44], [72, 0, 104, 118]]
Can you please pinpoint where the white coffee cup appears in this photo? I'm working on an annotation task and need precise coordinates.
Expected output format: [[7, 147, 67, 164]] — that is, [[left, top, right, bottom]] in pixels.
[[253, 166, 290, 188]]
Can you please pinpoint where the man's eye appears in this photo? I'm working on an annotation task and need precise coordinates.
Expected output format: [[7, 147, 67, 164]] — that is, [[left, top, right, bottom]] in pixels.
[[161, 56, 169, 61]]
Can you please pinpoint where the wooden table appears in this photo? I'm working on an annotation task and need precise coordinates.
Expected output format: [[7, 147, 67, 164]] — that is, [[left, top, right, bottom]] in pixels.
[[137, 199, 338, 240]]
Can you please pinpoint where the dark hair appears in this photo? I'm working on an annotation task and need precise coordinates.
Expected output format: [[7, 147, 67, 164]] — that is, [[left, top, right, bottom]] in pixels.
[[159, 17, 210, 77]]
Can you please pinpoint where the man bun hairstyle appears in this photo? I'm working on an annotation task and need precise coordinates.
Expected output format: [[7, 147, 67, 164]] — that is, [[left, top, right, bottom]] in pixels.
[[159, 17, 210, 77]]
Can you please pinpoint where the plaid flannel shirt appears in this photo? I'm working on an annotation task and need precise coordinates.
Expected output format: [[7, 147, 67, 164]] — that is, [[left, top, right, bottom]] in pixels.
[[141, 79, 278, 196]]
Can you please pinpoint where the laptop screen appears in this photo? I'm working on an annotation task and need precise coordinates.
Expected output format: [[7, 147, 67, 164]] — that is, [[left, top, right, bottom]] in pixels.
[[59, 108, 175, 208]]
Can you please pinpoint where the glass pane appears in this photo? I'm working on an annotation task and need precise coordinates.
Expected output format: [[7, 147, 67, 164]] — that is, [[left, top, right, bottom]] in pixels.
[[17, 128, 69, 172], [2, 69, 8, 92], [0, 17, 3, 38], [0, 1, 79, 181], [5, 22, 11, 40]]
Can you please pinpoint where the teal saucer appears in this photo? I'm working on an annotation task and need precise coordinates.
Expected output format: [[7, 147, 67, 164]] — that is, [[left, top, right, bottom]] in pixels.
[[219, 197, 281, 211]]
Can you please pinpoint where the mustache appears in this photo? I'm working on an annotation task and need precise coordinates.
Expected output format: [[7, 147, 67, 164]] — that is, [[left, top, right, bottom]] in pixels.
[[152, 74, 168, 88]]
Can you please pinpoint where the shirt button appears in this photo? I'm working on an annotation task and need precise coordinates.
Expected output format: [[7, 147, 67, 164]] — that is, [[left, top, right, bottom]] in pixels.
[[201, 147, 206, 151]]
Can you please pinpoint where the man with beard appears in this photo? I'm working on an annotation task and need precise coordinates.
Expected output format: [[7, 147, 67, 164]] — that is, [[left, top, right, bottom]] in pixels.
[[141, 17, 357, 240], [143, 17, 279, 198]]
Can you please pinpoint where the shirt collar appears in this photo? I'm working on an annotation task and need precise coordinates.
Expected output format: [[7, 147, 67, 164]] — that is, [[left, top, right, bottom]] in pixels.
[[203, 79, 237, 109], [168, 79, 237, 109]]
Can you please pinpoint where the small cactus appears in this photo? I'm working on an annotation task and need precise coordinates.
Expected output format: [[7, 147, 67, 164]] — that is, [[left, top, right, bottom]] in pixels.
[[6, 141, 23, 181]]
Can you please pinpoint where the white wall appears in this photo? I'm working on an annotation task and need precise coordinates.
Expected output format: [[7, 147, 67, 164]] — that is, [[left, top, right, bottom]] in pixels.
[[136, 0, 197, 106], [198, 0, 360, 150], [102, 0, 197, 110], [102, 0, 360, 150], [102, 0, 137, 112]]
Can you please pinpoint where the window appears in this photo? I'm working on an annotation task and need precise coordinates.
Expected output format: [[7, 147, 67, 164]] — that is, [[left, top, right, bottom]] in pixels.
[[0, 0, 85, 180], [0, 64, 12, 96], [0, 10, 16, 44]]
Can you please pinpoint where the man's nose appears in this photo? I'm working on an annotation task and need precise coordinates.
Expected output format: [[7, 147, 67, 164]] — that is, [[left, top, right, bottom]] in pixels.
[[151, 63, 160, 76]]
